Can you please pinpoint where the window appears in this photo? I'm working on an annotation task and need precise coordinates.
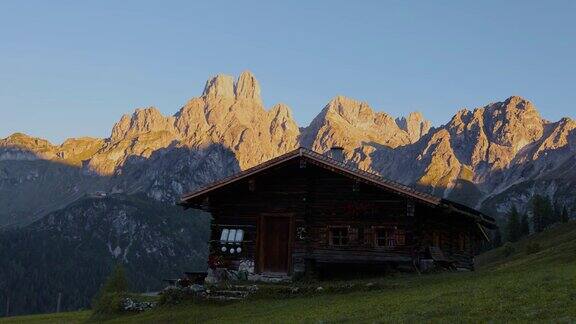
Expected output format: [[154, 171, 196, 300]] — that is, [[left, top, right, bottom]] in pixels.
[[219, 228, 244, 255], [234, 229, 244, 242], [396, 229, 406, 246], [375, 227, 406, 248], [329, 227, 349, 246], [375, 228, 394, 247], [220, 228, 229, 242], [220, 228, 244, 243]]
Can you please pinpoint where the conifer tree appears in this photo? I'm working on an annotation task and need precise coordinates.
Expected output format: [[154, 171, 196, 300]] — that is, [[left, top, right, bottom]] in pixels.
[[543, 196, 555, 228], [492, 228, 502, 248], [561, 205, 569, 223], [532, 195, 554, 232], [505, 206, 521, 242], [552, 201, 562, 225], [520, 212, 530, 236], [92, 264, 129, 317]]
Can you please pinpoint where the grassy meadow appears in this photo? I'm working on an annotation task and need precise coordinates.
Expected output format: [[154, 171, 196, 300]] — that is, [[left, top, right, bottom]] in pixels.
[[2, 221, 575, 323]]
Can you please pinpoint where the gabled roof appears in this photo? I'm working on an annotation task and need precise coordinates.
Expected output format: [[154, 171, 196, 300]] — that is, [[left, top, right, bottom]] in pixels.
[[179, 147, 496, 229]]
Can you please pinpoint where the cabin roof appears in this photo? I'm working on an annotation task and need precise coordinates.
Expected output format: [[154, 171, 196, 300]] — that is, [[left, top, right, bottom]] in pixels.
[[179, 147, 496, 229]]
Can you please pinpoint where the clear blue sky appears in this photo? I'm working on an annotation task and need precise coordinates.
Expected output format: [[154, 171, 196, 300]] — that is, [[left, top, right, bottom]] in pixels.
[[1, 1, 574, 144]]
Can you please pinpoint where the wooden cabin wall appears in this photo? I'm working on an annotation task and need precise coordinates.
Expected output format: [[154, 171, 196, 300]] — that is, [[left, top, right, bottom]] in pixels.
[[297, 164, 415, 268], [200, 156, 485, 275], [206, 159, 307, 274], [415, 204, 481, 269]]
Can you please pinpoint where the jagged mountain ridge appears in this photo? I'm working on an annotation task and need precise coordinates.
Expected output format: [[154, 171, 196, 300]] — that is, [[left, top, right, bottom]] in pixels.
[[1, 71, 574, 226]]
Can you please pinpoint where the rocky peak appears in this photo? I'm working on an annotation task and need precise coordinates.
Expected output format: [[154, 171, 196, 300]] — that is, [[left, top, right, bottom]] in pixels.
[[503, 95, 537, 111], [110, 107, 177, 141], [202, 74, 235, 99], [269, 103, 293, 122], [1, 132, 55, 149], [56, 137, 105, 163], [86, 71, 299, 175], [301, 95, 412, 156], [396, 112, 432, 143], [483, 96, 544, 152], [449, 108, 473, 126], [0, 132, 57, 161], [416, 128, 462, 190], [324, 95, 375, 123], [0, 133, 105, 164], [234, 71, 261, 103], [531, 117, 576, 159], [268, 104, 299, 134], [442, 96, 545, 163], [201, 71, 262, 103]]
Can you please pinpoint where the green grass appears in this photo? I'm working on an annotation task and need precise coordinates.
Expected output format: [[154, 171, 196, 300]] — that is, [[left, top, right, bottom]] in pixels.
[[0, 311, 90, 324], [4, 221, 576, 323]]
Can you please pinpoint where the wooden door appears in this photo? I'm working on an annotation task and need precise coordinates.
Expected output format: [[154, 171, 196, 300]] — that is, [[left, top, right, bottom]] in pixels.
[[258, 215, 292, 273]]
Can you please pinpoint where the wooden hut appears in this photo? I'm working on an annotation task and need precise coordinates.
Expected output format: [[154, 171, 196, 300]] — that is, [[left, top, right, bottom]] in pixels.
[[179, 147, 496, 279]]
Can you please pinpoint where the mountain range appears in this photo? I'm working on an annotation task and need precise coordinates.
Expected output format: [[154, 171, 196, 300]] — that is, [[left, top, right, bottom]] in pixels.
[[1, 71, 575, 315], [1, 71, 574, 227]]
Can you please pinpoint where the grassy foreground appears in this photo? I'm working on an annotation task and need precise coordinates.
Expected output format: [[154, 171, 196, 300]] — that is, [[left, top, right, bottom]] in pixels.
[[2, 222, 576, 323], [0, 311, 90, 323]]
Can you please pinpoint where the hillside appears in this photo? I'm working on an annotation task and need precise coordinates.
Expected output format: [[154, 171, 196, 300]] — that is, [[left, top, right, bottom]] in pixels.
[[3, 221, 575, 323], [0, 195, 210, 316]]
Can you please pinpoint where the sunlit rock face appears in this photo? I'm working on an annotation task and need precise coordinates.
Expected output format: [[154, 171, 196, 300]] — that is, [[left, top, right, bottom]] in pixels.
[[302, 95, 411, 151], [413, 96, 561, 189], [0, 133, 104, 164], [0, 71, 301, 225], [300, 95, 431, 172], [174, 71, 299, 170], [110, 107, 178, 142], [1, 71, 574, 226], [0, 135, 56, 161], [299, 94, 574, 213], [87, 70, 299, 176], [396, 112, 432, 143]]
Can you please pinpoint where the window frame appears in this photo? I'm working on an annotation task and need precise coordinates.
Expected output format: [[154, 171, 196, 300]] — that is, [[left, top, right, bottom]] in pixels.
[[373, 226, 406, 248], [329, 226, 350, 246]]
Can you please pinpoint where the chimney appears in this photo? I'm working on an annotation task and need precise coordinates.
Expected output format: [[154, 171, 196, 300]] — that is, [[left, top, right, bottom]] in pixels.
[[329, 146, 344, 162]]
